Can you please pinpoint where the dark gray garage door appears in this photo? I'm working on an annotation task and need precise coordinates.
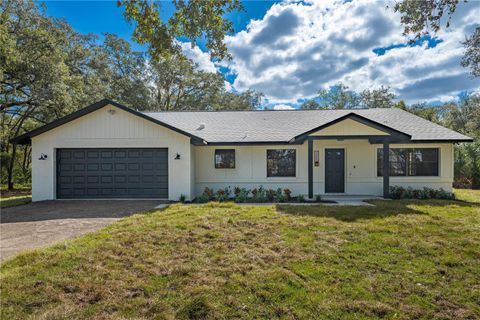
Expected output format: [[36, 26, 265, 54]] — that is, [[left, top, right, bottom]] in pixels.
[[56, 148, 168, 199]]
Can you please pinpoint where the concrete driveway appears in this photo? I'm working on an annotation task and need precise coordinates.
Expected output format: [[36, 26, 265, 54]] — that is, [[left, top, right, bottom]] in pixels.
[[1, 200, 161, 263]]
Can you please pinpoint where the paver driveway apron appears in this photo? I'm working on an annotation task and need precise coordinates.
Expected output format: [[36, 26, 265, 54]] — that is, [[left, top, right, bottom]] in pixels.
[[0, 200, 160, 262]]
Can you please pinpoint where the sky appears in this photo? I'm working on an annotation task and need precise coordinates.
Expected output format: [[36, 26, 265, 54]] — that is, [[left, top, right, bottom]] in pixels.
[[44, 0, 480, 109]]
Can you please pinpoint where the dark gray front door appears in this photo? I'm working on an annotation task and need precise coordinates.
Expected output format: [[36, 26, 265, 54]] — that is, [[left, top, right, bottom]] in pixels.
[[325, 148, 345, 193], [56, 148, 168, 199]]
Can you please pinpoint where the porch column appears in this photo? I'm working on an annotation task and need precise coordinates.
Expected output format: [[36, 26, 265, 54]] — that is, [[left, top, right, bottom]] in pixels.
[[383, 142, 390, 198], [308, 138, 313, 199]]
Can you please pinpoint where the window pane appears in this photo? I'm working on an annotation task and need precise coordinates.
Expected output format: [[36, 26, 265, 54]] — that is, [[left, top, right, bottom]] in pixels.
[[378, 148, 439, 177], [410, 148, 439, 176], [267, 149, 296, 177], [215, 149, 235, 168], [377, 148, 407, 176]]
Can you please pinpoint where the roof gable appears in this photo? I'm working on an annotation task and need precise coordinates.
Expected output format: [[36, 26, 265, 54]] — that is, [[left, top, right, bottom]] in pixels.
[[11, 100, 204, 145], [309, 117, 390, 137]]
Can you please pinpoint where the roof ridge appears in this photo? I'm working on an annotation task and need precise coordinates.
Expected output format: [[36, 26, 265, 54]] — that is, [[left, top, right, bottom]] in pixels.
[[142, 107, 382, 113]]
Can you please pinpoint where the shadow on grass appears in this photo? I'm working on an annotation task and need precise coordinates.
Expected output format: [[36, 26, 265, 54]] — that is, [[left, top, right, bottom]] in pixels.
[[275, 199, 478, 222]]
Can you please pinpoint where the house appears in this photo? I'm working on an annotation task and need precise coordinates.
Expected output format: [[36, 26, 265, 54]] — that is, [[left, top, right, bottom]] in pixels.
[[12, 99, 473, 202]]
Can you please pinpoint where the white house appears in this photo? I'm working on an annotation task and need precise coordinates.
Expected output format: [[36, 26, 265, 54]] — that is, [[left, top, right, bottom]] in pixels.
[[12, 100, 473, 201]]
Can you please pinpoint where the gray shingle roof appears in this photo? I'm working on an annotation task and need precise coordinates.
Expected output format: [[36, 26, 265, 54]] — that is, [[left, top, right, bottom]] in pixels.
[[143, 108, 472, 143]]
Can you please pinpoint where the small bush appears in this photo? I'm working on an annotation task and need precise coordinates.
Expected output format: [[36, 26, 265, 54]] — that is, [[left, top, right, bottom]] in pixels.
[[252, 185, 267, 202], [203, 187, 215, 200], [234, 188, 249, 203], [275, 188, 285, 203], [266, 189, 276, 202], [283, 188, 292, 201], [315, 194, 322, 202], [233, 186, 242, 197], [453, 176, 472, 189], [179, 194, 186, 203], [216, 187, 231, 202], [195, 194, 209, 203], [389, 186, 454, 200], [297, 194, 306, 203]]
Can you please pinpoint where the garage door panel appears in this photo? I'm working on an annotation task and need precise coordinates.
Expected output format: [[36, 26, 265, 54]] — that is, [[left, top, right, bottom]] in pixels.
[[57, 148, 168, 199]]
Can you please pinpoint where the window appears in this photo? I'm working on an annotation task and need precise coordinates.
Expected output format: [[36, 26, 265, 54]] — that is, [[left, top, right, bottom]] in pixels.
[[267, 149, 296, 177], [215, 149, 235, 168], [378, 148, 439, 177]]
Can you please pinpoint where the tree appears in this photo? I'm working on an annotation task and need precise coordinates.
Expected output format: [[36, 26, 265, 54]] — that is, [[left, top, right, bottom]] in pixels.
[[393, 0, 479, 77], [118, 0, 243, 60], [149, 54, 261, 111], [1, 1, 90, 189], [301, 84, 397, 109], [87, 33, 151, 110], [360, 86, 396, 108], [301, 84, 360, 110], [461, 27, 480, 77]]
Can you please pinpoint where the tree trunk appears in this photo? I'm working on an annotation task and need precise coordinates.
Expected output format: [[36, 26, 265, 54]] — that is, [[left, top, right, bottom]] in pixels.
[[7, 142, 17, 190]]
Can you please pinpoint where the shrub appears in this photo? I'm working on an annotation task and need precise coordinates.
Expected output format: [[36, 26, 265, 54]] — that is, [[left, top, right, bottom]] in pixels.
[[203, 187, 215, 200], [216, 187, 231, 202], [297, 194, 306, 202], [234, 186, 242, 197], [266, 189, 276, 202], [275, 188, 286, 203], [315, 194, 322, 202], [389, 186, 454, 200], [438, 188, 455, 200], [179, 194, 186, 203], [195, 194, 209, 203], [283, 188, 292, 201], [453, 176, 472, 189], [234, 188, 249, 203], [252, 185, 267, 202]]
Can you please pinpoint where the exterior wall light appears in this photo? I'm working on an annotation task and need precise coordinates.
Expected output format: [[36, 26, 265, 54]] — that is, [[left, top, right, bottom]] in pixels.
[[174, 153, 181, 160], [38, 153, 48, 160]]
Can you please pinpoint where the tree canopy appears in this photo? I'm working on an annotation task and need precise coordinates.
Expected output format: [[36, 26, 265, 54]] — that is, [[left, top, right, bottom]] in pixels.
[[119, 0, 243, 61], [392, 0, 479, 77]]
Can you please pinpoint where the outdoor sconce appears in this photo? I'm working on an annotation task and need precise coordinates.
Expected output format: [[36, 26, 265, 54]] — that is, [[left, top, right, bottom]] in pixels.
[[174, 153, 181, 160], [314, 150, 319, 166], [38, 153, 48, 160]]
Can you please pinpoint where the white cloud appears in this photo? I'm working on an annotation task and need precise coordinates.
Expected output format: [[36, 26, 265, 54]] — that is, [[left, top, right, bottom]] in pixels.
[[179, 41, 217, 73], [273, 104, 295, 110], [224, 0, 480, 103]]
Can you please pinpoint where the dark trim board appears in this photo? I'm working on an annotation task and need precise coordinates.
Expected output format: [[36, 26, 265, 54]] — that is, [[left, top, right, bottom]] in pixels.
[[11, 99, 203, 145]]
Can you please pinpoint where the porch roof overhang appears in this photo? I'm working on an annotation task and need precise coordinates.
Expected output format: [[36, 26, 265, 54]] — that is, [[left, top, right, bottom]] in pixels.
[[292, 113, 412, 144]]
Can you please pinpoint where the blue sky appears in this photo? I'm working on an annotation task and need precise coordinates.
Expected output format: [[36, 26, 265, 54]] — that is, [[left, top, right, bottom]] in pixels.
[[44, 0, 480, 109]]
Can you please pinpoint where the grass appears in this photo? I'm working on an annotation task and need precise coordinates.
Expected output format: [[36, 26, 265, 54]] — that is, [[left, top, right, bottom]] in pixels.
[[0, 195, 32, 208], [454, 188, 480, 203], [1, 198, 479, 319]]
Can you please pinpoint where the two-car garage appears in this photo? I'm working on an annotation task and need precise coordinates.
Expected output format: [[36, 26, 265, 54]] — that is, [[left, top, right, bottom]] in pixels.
[[56, 148, 168, 199]]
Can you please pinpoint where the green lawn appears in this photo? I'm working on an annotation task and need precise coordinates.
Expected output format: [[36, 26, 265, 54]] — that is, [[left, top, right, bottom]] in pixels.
[[455, 188, 480, 203], [0, 195, 32, 208], [1, 197, 479, 319]]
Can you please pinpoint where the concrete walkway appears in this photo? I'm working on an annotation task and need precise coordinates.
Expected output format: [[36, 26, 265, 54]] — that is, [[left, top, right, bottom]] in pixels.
[[0, 200, 160, 263], [232, 196, 382, 207], [321, 195, 383, 206]]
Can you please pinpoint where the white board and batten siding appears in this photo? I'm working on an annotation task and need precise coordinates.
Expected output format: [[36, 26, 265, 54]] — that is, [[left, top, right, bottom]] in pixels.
[[194, 142, 454, 197], [31, 104, 194, 201]]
